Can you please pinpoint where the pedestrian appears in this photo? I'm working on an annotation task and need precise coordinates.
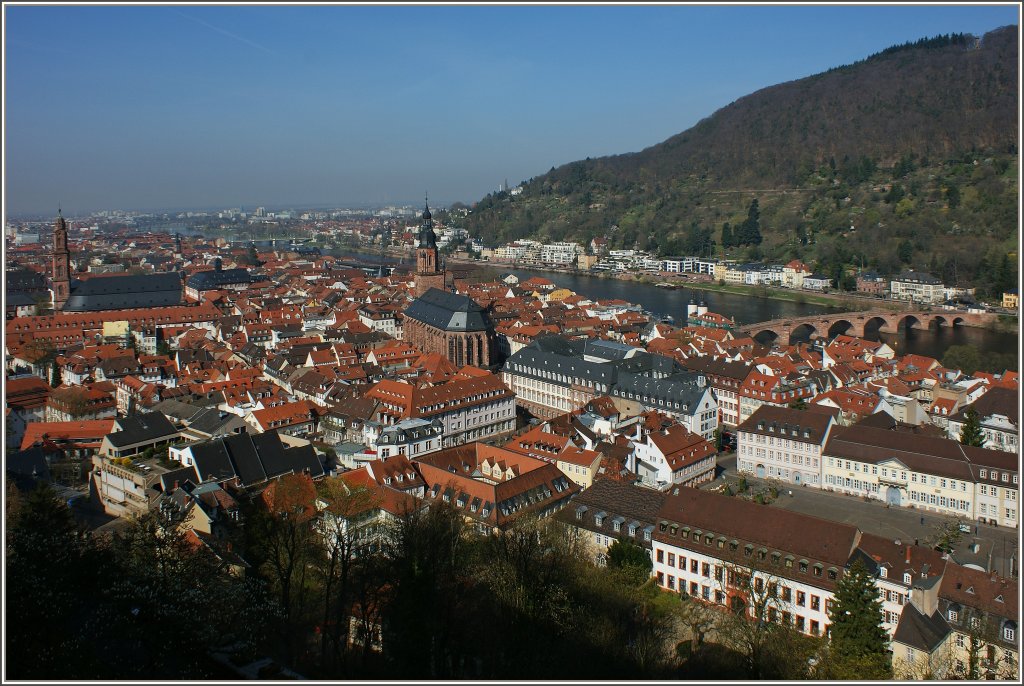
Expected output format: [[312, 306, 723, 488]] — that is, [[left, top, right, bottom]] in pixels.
[[975, 525, 978, 535], [920, 516, 925, 525]]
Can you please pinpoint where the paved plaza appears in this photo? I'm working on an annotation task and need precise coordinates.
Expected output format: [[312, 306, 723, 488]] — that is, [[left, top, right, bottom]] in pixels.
[[707, 453, 1019, 578]]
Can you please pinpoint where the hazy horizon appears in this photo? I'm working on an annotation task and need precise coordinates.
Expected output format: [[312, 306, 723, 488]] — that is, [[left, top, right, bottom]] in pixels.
[[4, 3, 1019, 217]]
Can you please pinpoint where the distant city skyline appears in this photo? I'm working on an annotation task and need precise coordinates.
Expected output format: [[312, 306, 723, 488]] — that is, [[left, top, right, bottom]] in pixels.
[[4, 2, 1019, 216]]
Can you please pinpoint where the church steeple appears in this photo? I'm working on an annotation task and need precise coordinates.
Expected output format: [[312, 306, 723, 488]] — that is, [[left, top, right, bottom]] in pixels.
[[52, 208, 71, 310], [417, 194, 436, 249], [414, 193, 445, 297]]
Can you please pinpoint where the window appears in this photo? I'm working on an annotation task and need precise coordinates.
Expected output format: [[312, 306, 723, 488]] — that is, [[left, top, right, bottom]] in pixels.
[[656, 550, 664, 564], [1004, 625, 1015, 642], [667, 575, 676, 590], [799, 561, 808, 573], [667, 553, 675, 567], [702, 562, 710, 578], [678, 556, 686, 570], [955, 634, 965, 649], [797, 591, 806, 607], [781, 586, 792, 602], [811, 595, 820, 611], [904, 573, 912, 585], [949, 609, 958, 622], [656, 572, 664, 586]]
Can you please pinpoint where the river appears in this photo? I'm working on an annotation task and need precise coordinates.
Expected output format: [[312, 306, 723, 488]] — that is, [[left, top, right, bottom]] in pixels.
[[328, 251, 1018, 362], [503, 269, 1018, 362]]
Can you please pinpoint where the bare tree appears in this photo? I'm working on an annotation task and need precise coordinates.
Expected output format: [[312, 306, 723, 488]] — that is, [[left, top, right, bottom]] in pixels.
[[312, 478, 380, 672]]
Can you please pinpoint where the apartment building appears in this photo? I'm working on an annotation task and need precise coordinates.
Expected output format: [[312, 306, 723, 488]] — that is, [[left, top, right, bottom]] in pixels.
[[736, 405, 837, 487], [822, 424, 1018, 527], [365, 371, 516, 447]]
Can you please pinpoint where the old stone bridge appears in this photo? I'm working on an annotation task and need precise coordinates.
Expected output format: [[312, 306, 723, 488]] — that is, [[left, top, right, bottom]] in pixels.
[[734, 309, 1000, 344]]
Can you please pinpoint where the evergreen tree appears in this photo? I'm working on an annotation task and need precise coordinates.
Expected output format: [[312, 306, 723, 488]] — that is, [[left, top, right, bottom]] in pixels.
[[721, 222, 733, 249], [737, 199, 762, 246], [50, 362, 61, 388], [959, 407, 986, 447], [826, 559, 890, 678]]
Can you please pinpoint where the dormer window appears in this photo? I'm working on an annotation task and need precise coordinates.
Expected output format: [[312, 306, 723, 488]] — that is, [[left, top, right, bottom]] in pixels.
[[879, 567, 887, 578], [1004, 623, 1016, 642], [904, 573, 912, 585], [948, 609, 958, 622]]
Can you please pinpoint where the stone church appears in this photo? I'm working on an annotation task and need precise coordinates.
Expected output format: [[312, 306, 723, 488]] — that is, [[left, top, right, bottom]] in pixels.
[[403, 202, 497, 369]]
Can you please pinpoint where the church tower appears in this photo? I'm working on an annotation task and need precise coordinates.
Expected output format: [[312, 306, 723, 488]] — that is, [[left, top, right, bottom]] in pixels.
[[414, 197, 446, 297], [51, 209, 71, 311]]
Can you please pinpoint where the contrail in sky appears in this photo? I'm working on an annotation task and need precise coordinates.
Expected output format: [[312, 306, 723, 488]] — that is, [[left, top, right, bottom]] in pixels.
[[172, 9, 276, 56]]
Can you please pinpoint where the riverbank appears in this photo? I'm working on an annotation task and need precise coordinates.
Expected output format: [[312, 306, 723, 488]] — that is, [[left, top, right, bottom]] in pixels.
[[440, 255, 884, 312]]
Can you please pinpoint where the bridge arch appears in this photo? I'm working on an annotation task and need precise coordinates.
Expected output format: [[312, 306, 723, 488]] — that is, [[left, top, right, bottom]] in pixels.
[[789, 323, 818, 344], [827, 319, 855, 339], [897, 314, 924, 331], [860, 316, 889, 338], [752, 329, 780, 345]]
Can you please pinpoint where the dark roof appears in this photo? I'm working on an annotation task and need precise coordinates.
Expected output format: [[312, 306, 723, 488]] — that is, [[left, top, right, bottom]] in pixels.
[[186, 407, 248, 437], [893, 270, 942, 285], [5, 292, 37, 307], [824, 423, 1018, 481], [738, 405, 835, 444], [6, 447, 52, 481], [186, 267, 252, 290], [63, 273, 183, 311], [892, 604, 950, 652], [405, 287, 491, 332], [106, 412, 179, 448], [950, 386, 1018, 424], [5, 269, 48, 293], [188, 430, 324, 487]]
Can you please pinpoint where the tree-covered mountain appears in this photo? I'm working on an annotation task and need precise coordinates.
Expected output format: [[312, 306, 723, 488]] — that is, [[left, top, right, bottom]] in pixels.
[[465, 26, 1018, 297]]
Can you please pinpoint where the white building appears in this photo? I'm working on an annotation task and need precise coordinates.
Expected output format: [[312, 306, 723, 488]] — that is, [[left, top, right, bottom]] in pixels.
[[822, 424, 1018, 528], [736, 405, 836, 487], [376, 417, 444, 460]]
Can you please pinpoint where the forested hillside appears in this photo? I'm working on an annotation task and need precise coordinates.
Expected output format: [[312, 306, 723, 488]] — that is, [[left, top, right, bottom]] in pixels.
[[465, 27, 1018, 297]]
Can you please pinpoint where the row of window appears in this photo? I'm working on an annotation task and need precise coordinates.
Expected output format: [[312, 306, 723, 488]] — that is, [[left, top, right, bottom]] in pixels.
[[654, 537, 839, 580]]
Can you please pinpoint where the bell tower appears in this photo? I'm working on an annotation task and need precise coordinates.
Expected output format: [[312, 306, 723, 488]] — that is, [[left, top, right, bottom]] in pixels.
[[414, 196, 446, 297], [52, 208, 71, 311]]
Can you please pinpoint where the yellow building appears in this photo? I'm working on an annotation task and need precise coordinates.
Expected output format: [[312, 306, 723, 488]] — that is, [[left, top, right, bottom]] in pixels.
[[1002, 290, 1018, 309]]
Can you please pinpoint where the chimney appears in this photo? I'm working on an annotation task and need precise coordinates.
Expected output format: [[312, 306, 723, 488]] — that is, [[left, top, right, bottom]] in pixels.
[[905, 546, 911, 564]]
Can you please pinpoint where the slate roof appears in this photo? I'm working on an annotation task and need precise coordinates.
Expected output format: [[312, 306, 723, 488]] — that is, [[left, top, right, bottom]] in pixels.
[[187, 267, 252, 290], [188, 431, 324, 487], [186, 407, 249, 437], [892, 604, 950, 652], [106, 412, 179, 448], [404, 287, 491, 332], [63, 273, 183, 311], [5, 269, 48, 293], [738, 405, 835, 444]]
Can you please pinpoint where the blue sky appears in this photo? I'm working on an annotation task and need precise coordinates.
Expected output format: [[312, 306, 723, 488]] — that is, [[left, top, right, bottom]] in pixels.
[[4, 3, 1019, 216]]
